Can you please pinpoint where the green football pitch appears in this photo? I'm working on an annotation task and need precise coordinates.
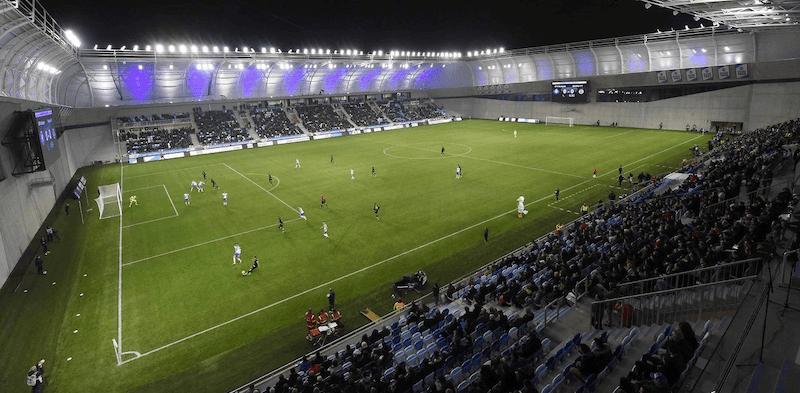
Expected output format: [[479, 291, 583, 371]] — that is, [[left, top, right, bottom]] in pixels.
[[0, 120, 711, 392]]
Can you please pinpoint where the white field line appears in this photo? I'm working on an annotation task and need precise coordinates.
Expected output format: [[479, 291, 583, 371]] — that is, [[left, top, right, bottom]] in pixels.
[[605, 130, 637, 139], [118, 136, 699, 362], [242, 173, 280, 192], [121, 185, 181, 229], [118, 163, 124, 363], [164, 184, 179, 217], [124, 184, 166, 193], [121, 218, 303, 267], [223, 163, 298, 213], [123, 162, 225, 180], [378, 140, 585, 179]]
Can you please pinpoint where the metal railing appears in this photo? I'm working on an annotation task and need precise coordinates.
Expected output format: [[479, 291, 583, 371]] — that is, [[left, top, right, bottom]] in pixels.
[[704, 179, 791, 214], [614, 257, 762, 296], [591, 276, 756, 330]]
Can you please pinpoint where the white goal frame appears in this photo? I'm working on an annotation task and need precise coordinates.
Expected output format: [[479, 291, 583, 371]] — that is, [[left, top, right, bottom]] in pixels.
[[545, 116, 574, 127], [95, 183, 123, 219]]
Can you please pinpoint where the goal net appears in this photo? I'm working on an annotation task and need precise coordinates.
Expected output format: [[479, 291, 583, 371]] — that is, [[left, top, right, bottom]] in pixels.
[[95, 183, 123, 219], [545, 116, 574, 127]]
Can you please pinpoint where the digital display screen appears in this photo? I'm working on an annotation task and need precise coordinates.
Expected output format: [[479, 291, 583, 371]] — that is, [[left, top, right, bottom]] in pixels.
[[34, 108, 61, 169], [551, 80, 590, 103]]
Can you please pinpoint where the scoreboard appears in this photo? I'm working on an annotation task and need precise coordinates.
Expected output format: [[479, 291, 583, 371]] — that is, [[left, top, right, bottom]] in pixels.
[[34, 108, 61, 169], [551, 80, 590, 103]]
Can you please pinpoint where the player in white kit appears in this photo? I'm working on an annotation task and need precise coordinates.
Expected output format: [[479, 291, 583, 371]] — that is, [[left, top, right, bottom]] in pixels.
[[232, 243, 242, 265]]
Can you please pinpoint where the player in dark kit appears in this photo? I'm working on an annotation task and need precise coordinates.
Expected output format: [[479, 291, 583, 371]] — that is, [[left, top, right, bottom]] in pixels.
[[203, 170, 207, 180], [279, 217, 285, 233], [371, 165, 376, 177], [374, 203, 380, 220], [245, 256, 259, 275], [321, 193, 328, 208], [441, 146, 445, 156], [555, 188, 560, 201], [211, 178, 219, 190], [269, 173, 273, 184]]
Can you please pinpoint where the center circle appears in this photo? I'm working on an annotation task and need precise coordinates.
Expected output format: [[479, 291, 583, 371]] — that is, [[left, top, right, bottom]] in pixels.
[[383, 143, 472, 160]]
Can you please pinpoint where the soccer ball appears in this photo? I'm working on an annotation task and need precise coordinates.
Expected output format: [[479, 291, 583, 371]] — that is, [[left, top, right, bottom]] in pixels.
[[241, 270, 247, 276]]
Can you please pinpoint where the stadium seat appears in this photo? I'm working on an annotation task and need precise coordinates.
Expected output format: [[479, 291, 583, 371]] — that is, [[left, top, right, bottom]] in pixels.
[[457, 380, 469, 392]]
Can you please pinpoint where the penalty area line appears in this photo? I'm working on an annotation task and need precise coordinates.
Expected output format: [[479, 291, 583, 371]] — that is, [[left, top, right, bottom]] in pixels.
[[224, 163, 298, 214]]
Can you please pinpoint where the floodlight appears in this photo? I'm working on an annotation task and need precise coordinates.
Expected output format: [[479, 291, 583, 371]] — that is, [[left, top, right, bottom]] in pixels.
[[64, 29, 81, 47], [236, 48, 240, 53], [666, 51, 671, 56], [311, 49, 315, 54], [196, 64, 202, 70], [378, 50, 383, 55], [120, 46, 126, 50], [106, 45, 112, 50], [191, 45, 198, 53], [93, 44, 98, 50], [169, 64, 173, 69], [168, 45, 176, 52], [645, 3, 651, 9], [318, 49, 322, 54], [656, 29, 661, 33], [499, 48, 504, 53], [328, 63, 334, 69], [102, 64, 108, 70], [203, 46, 209, 53], [723, 46, 730, 52], [701, 48, 707, 53], [37, 63, 44, 70], [133, 45, 139, 51], [359, 51, 363, 55], [179, 45, 188, 53], [346, 49, 352, 55], [138, 65, 143, 70], [262, 47, 266, 53], [213, 46, 219, 53], [673, 10, 679, 16], [700, 23, 704, 28], [685, 25, 689, 30], [155, 44, 163, 53], [223, 46, 229, 53], [250, 48, 255, 53], [326, 49, 331, 54]]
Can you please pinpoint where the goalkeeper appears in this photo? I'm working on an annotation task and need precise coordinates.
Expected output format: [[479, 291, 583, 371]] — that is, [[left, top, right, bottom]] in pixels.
[[129, 195, 138, 207]]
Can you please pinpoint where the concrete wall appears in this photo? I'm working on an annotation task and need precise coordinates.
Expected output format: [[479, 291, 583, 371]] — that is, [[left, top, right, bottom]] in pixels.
[[0, 98, 77, 284], [436, 81, 800, 131]]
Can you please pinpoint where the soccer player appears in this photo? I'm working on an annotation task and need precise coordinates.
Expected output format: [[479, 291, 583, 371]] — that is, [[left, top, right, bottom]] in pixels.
[[295, 158, 301, 168], [456, 165, 461, 179], [320, 193, 327, 208], [202, 170, 207, 180], [211, 178, 219, 190], [371, 165, 376, 177], [184, 193, 190, 205], [129, 195, 138, 207], [331, 155, 334, 164], [592, 167, 598, 180], [374, 203, 380, 220], [514, 130, 517, 138], [618, 165, 623, 175], [198, 181, 205, 192], [222, 192, 228, 206], [279, 217, 285, 233], [350, 169, 355, 180], [245, 255, 259, 275], [268, 173, 273, 184], [233, 243, 242, 265], [299, 206, 307, 220], [484, 227, 489, 242], [190, 180, 199, 192], [321, 221, 329, 238], [441, 146, 445, 156], [516, 196, 527, 218], [555, 188, 560, 201]]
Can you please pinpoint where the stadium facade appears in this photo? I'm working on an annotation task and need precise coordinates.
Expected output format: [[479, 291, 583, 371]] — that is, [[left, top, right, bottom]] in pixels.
[[1, 0, 800, 290]]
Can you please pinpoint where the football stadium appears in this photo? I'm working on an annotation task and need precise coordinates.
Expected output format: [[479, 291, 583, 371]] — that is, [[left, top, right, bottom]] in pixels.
[[2, 0, 800, 392]]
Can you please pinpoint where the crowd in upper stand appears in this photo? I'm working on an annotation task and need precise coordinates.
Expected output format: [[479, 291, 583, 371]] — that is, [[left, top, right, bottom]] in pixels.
[[119, 127, 193, 155], [193, 107, 252, 146], [378, 101, 444, 123], [295, 104, 350, 133], [249, 105, 302, 139], [116, 112, 191, 124], [253, 117, 799, 393], [342, 102, 389, 127]]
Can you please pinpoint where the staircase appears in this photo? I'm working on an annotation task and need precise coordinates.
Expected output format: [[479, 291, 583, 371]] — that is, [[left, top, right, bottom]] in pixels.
[[333, 103, 357, 128], [283, 107, 308, 135], [368, 101, 389, 123]]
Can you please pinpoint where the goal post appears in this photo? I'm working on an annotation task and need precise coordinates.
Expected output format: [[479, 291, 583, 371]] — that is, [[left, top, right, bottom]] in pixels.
[[545, 116, 574, 127], [95, 183, 123, 219]]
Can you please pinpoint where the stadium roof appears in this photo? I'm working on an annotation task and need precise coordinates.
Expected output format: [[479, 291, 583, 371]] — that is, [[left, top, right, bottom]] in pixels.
[[640, 0, 800, 30]]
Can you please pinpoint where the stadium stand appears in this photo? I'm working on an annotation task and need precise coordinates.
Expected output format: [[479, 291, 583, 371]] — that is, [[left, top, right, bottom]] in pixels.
[[116, 112, 191, 125], [342, 102, 389, 127], [295, 104, 350, 133], [193, 107, 253, 146], [377, 100, 444, 123], [120, 127, 194, 154], [248, 105, 302, 139], [247, 118, 799, 393]]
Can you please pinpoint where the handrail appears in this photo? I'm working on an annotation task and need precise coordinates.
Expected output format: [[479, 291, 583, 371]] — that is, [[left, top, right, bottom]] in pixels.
[[590, 276, 756, 330], [704, 179, 791, 213], [614, 258, 762, 295]]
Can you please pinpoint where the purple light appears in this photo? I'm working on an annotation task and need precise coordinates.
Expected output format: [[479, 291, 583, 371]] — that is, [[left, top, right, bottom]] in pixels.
[[186, 67, 211, 98], [119, 63, 154, 101], [241, 67, 262, 98]]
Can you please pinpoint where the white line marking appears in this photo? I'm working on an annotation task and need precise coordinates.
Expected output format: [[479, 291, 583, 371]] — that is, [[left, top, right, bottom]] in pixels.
[[379, 139, 584, 179], [164, 184, 179, 217], [122, 218, 303, 267], [118, 135, 701, 362], [605, 130, 636, 139], [121, 185, 181, 229], [224, 163, 298, 213], [241, 173, 280, 192], [118, 163, 124, 363], [124, 184, 166, 193], [123, 162, 225, 180]]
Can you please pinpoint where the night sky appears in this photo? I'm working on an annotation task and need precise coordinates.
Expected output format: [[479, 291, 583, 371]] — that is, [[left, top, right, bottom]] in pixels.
[[40, 0, 702, 52]]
